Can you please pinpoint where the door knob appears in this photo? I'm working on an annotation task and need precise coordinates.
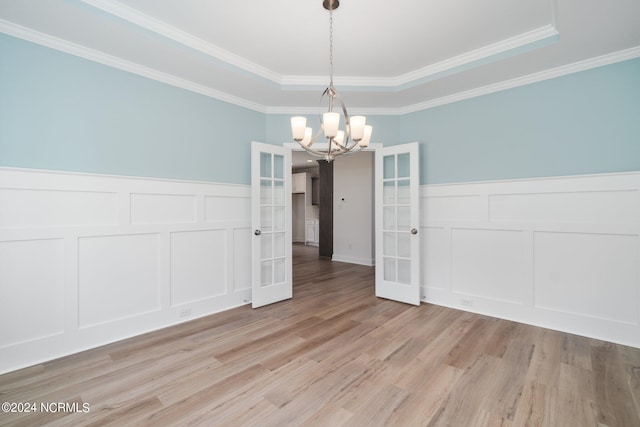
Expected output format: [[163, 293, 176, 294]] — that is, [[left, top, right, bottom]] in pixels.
[[254, 229, 261, 236], [411, 228, 418, 235]]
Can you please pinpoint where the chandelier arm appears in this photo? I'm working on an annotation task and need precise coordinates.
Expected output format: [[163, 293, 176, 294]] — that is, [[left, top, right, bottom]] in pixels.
[[297, 127, 338, 160], [328, 142, 366, 159], [329, 91, 362, 154], [296, 140, 342, 162], [305, 127, 326, 149]]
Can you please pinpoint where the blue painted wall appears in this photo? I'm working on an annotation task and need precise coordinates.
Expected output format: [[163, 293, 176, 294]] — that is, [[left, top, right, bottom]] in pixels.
[[0, 34, 264, 185], [398, 58, 640, 184], [2, 33, 638, 186]]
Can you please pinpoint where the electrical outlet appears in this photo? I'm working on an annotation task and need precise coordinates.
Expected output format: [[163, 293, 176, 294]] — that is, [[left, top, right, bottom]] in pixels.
[[179, 308, 192, 318], [461, 298, 473, 307]]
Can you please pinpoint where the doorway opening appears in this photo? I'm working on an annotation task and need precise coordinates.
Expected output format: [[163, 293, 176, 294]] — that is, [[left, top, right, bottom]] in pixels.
[[291, 150, 321, 260], [252, 141, 420, 307], [291, 150, 320, 270], [290, 146, 376, 289]]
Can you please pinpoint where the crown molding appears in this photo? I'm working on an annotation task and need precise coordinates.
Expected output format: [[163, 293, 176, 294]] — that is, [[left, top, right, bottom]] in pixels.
[[399, 45, 640, 115], [0, 19, 266, 113], [264, 106, 400, 116], [280, 25, 559, 91], [79, 0, 282, 85], [80, 0, 558, 92], [2, 18, 638, 117], [392, 24, 559, 89]]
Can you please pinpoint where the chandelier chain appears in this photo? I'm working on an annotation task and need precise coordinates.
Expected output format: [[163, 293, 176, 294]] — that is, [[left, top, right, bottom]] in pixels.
[[329, 7, 334, 87]]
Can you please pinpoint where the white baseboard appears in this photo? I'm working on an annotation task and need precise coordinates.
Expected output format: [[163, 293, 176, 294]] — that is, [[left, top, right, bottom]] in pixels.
[[332, 254, 375, 266]]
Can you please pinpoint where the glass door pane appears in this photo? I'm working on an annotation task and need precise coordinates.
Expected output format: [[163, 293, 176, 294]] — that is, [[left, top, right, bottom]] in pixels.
[[381, 153, 412, 287], [258, 152, 286, 287]]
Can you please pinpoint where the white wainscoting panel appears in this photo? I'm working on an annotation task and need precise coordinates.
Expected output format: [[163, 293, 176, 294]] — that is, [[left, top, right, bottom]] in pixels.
[[534, 231, 638, 324], [233, 227, 252, 292], [420, 195, 483, 222], [170, 229, 228, 305], [451, 229, 525, 304], [2, 167, 639, 372], [490, 190, 639, 224], [0, 188, 118, 228], [0, 239, 65, 348], [421, 172, 640, 348], [131, 193, 197, 224], [0, 167, 251, 374], [78, 233, 161, 328], [422, 227, 449, 290], [205, 196, 251, 222]]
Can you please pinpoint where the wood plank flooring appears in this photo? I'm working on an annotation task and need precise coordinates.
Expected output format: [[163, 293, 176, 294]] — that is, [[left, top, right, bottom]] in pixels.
[[1, 243, 639, 426]]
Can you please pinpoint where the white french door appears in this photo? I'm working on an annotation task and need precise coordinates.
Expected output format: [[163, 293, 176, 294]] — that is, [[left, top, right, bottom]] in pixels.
[[375, 142, 420, 305], [251, 142, 292, 308]]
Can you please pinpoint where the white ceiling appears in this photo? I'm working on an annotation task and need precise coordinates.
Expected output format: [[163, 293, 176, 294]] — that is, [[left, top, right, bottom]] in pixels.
[[1, 0, 639, 114]]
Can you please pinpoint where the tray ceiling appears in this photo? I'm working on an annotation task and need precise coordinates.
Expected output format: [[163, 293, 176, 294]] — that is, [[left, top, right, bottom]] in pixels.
[[1, 0, 639, 113]]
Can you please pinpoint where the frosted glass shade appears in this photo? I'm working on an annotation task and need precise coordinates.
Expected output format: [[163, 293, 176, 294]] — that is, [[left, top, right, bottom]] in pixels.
[[359, 125, 373, 147], [291, 116, 307, 141], [350, 116, 366, 141], [323, 112, 340, 139], [334, 130, 345, 146], [302, 127, 313, 147]]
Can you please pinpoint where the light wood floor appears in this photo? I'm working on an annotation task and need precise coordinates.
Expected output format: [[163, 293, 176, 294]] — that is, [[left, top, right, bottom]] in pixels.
[[1, 243, 639, 426]]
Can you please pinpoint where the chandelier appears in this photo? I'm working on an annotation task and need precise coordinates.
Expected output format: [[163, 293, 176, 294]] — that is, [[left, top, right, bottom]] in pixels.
[[290, 0, 372, 162]]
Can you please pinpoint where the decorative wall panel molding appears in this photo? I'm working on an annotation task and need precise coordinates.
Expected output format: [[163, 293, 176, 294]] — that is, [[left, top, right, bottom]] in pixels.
[[0, 167, 251, 374], [2, 166, 638, 373], [130, 193, 197, 224], [421, 172, 640, 348], [0, 238, 65, 348], [451, 228, 526, 304], [420, 195, 483, 222], [533, 231, 638, 324], [170, 229, 228, 306], [78, 233, 162, 328], [0, 188, 118, 228]]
